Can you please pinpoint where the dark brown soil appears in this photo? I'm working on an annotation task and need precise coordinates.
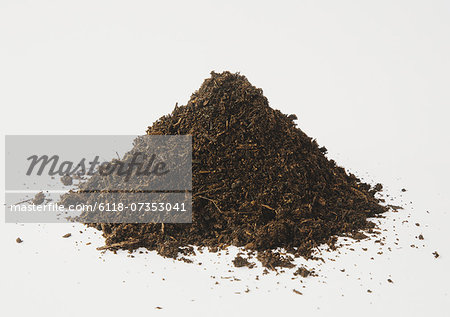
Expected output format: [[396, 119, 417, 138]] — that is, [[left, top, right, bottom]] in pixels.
[[293, 266, 312, 277], [232, 255, 255, 268], [62, 71, 388, 268], [32, 192, 45, 205]]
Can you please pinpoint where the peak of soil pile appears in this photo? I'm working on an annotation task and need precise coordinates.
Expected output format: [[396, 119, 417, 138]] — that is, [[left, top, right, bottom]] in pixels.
[[64, 71, 387, 266]]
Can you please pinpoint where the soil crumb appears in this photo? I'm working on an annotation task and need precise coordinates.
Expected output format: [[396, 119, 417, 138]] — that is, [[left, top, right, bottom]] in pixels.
[[32, 192, 45, 205], [294, 266, 312, 278]]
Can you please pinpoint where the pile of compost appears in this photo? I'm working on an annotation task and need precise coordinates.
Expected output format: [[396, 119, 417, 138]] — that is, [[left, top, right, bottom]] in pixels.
[[61, 71, 387, 267]]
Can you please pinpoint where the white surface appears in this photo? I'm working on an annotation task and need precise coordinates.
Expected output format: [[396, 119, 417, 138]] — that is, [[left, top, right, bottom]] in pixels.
[[1, 1, 449, 316]]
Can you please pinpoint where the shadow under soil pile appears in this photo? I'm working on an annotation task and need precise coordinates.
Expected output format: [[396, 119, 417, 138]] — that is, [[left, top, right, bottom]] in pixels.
[[62, 71, 387, 267]]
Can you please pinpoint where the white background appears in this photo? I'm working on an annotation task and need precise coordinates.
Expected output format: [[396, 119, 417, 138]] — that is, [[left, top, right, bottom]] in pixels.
[[1, 1, 449, 316]]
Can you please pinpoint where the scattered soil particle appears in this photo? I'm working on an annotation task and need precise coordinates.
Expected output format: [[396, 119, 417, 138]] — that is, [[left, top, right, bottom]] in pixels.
[[387, 279, 393, 283], [62, 233, 72, 238], [433, 251, 440, 258], [387, 205, 403, 212], [61, 175, 73, 186], [418, 234, 424, 240], [16, 237, 23, 243], [292, 289, 303, 295], [32, 192, 45, 205], [232, 255, 255, 268]]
